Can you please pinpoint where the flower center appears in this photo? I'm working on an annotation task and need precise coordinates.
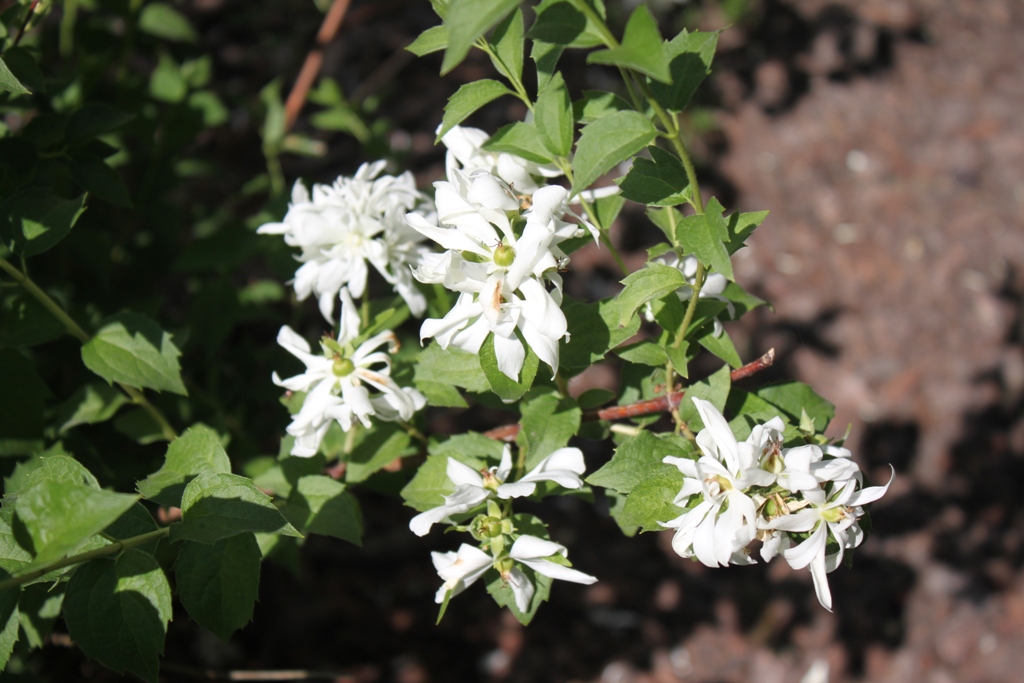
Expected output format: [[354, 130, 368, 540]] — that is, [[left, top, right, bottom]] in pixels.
[[707, 474, 733, 494], [332, 358, 355, 377], [492, 243, 516, 268], [822, 506, 847, 523]]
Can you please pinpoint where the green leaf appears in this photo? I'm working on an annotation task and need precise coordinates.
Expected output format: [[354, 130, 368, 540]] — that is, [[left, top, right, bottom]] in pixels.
[[138, 2, 199, 43], [0, 56, 28, 95], [406, 25, 447, 56], [616, 146, 691, 206], [485, 514, 553, 624], [725, 209, 770, 254], [577, 388, 615, 409], [617, 466, 684, 531], [64, 550, 172, 683], [0, 187, 86, 257], [103, 503, 161, 555], [57, 383, 128, 432], [174, 534, 261, 641], [438, 80, 513, 141], [282, 475, 362, 545], [0, 572, 19, 669], [616, 262, 689, 328], [0, 349, 51, 440], [114, 407, 167, 445], [64, 104, 134, 149], [14, 480, 138, 564], [414, 343, 489, 393], [587, 6, 670, 83], [721, 281, 768, 317], [481, 121, 553, 164], [560, 297, 641, 373], [697, 326, 742, 368], [0, 511, 32, 576], [344, 424, 411, 484], [3, 47, 44, 94], [150, 52, 188, 103], [81, 312, 187, 395], [674, 201, 733, 280], [4, 451, 99, 497], [588, 431, 693, 493], [676, 365, 732, 431], [18, 582, 64, 650], [646, 205, 683, 243], [649, 29, 718, 112], [440, 0, 519, 75], [400, 452, 487, 512], [573, 90, 631, 124], [479, 333, 539, 402], [516, 389, 581, 469], [528, 0, 605, 48], [172, 472, 302, 544], [416, 380, 467, 408], [488, 9, 524, 84], [429, 431, 506, 461], [137, 424, 231, 507], [531, 39, 564, 91], [755, 382, 836, 428], [572, 111, 656, 194], [587, 193, 625, 231], [534, 72, 573, 157], [614, 340, 668, 366], [0, 289, 64, 348], [68, 156, 132, 207]]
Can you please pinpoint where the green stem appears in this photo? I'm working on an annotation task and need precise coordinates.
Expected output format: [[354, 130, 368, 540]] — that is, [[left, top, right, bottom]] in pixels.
[[476, 40, 534, 112], [674, 262, 706, 350], [0, 257, 179, 441], [557, 159, 629, 276], [0, 527, 171, 593], [399, 420, 428, 444]]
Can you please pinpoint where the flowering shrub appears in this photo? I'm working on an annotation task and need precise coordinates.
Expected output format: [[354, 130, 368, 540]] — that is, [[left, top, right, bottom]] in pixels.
[[0, 1, 890, 680]]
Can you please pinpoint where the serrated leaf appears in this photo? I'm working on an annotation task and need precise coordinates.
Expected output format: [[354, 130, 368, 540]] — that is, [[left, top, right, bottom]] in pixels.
[[697, 326, 742, 368], [725, 209, 769, 254], [138, 2, 198, 43], [588, 431, 693, 493], [174, 534, 260, 641], [721, 281, 768, 317], [441, 0, 519, 75], [617, 466, 684, 531], [531, 39, 564, 91], [646, 205, 683, 243], [573, 90, 631, 124], [57, 383, 127, 432], [0, 573, 19, 669], [534, 72, 573, 157], [587, 6, 670, 83], [481, 121, 553, 164], [516, 389, 581, 470], [528, 0, 605, 48], [282, 475, 362, 545], [14, 480, 138, 565], [0, 187, 86, 257], [616, 146, 691, 206], [0, 56, 28, 95], [137, 424, 231, 507], [755, 382, 836, 429], [114, 407, 167, 445], [406, 25, 447, 56], [64, 104, 134, 149], [479, 333, 539, 402], [0, 512, 32, 576], [438, 80, 513, 140], [572, 111, 656, 194], [400, 452, 488, 512], [488, 9, 524, 84], [0, 349, 51, 440], [676, 365, 732, 431], [69, 156, 133, 207], [64, 550, 172, 683], [103, 503, 160, 555], [345, 424, 411, 483], [429, 431, 506, 460], [4, 451, 99, 497], [172, 472, 301, 544], [616, 263, 689, 328], [81, 312, 187, 395], [560, 297, 641, 373], [614, 341, 668, 366], [414, 343, 489, 393], [415, 380, 467, 408], [649, 29, 718, 112], [674, 202, 733, 281], [18, 582, 64, 650]]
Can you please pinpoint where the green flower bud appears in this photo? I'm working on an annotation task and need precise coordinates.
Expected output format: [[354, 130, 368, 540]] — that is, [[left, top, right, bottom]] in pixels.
[[492, 243, 516, 268], [332, 357, 355, 377]]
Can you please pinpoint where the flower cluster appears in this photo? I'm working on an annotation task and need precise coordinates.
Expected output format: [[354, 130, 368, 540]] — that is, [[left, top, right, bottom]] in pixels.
[[662, 398, 892, 610], [272, 288, 425, 457], [405, 127, 597, 381], [257, 160, 435, 321], [412, 444, 596, 613]]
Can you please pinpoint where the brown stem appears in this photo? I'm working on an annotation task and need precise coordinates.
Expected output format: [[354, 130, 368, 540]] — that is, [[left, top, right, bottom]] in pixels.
[[10, 0, 39, 50], [482, 348, 776, 442], [283, 0, 352, 132]]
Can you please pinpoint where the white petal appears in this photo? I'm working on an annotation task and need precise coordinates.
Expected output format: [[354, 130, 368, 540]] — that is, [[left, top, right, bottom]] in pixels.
[[508, 567, 534, 613], [518, 447, 585, 489], [446, 458, 485, 488], [518, 558, 597, 585], [781, 523, 827, 571], [492, 332, 525, 381], [692, 398, 740, 472], [845, 466, 894, 506], [509, 534, 567, 561], [337, 287, 361, 344]]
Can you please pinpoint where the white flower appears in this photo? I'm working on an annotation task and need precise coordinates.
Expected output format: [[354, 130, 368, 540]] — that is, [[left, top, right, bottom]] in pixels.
[[661, 398, 779, 567], [431, 543, 493, 603], [505, 535, 597, 613], [273, 288, 425, 457], [409, 445, 586, 536], [441, 125, 562, 194], [257, 161, 434, 321], [765, 469, 893, 610], [645, 251, 733, 336], [406, 170, 578, 380]]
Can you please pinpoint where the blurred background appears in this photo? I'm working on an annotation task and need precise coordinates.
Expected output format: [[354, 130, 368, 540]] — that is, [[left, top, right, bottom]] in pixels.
[[18, 0, 1024, 681]]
